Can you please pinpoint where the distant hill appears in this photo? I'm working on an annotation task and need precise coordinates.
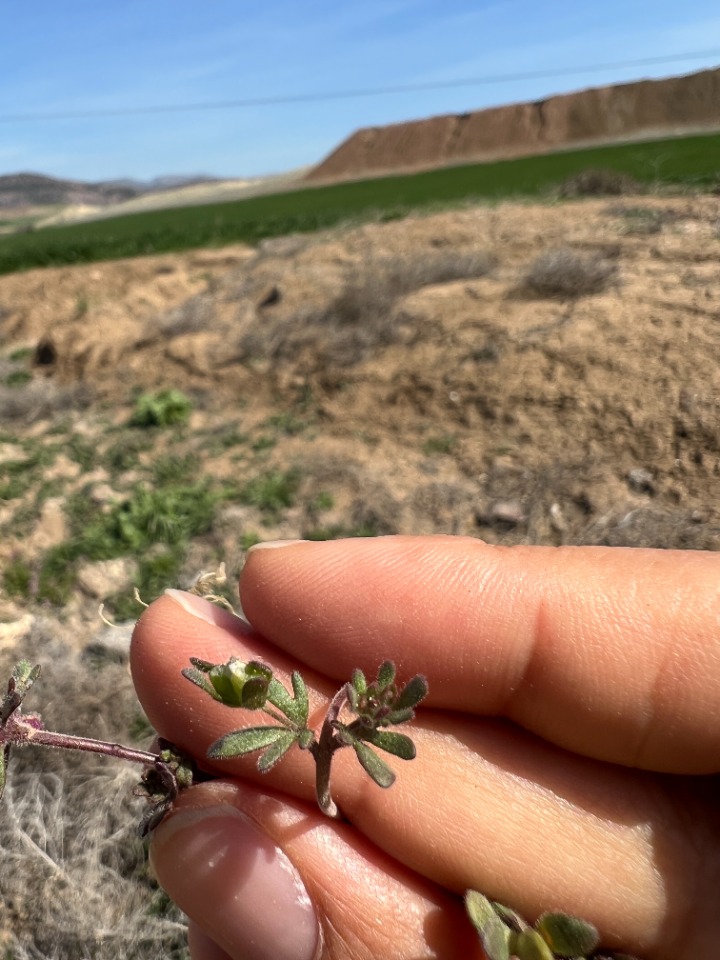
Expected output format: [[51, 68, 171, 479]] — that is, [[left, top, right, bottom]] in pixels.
[[307, 65, 720, 182], [0, 172, 221, 209]]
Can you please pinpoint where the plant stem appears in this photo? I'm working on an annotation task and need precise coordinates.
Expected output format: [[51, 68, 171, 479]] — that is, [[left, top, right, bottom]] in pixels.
[[314, 683, 351, 819], [4, 715, 158, 768]]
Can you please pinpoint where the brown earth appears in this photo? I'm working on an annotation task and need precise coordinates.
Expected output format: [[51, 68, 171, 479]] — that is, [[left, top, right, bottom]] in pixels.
[[2, 194, 720, 646], [308, 66, 720, 181]]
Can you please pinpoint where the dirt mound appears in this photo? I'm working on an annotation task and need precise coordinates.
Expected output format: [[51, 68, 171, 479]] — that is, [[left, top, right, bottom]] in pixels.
[[307, 66, 720, 181], [3, 193, 720, 643]]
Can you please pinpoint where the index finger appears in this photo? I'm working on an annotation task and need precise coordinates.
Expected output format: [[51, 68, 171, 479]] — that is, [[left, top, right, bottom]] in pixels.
[[239, 536, 720, 773]]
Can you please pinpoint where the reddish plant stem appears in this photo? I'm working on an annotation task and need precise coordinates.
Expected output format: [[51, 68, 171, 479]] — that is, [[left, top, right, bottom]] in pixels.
[[4, 715, 158, 768], [313, 683, 351, 819]]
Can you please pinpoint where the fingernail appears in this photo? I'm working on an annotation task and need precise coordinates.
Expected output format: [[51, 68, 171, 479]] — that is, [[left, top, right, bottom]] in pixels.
[[247, 539, 307, 553], [152, 804, 320, 960], [164, 589, 254, 633]]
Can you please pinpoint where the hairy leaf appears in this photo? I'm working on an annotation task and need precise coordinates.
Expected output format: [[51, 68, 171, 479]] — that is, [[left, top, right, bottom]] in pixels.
[[364, 729, 416, 759], [351, 668, 367, 696], [182, 667, 223, 701], [536, 912, 599, 956], [186, 657, 273, 708], [377, 661, 396, 687], [352, 741, 396, 788], [492, 902, 527, 934], [465, 891, 511, 960], [257, 730, 298, 772], [207, 725, 289, 760], [514, 929, 554, 960], [394, 674, 429, 711], [290, 671, 309, 726]]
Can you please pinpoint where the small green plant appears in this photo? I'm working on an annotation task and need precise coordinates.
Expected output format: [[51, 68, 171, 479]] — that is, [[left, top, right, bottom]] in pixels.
[[422, 434, 456, 456], [240, 468, 300, 516], [2, 556, 32, 599], [183, 657, 428, 817], [0, 654, 427, 827], [465, 891, 637, 960], [130, 389, 192, 428], [3, 369, 31, 388]]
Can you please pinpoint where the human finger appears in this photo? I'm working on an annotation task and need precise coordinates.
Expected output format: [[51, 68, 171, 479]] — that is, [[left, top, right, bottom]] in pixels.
[[131, 593, 720, 960], [150, 779, 480, 960], [239, 536, 720, 772]]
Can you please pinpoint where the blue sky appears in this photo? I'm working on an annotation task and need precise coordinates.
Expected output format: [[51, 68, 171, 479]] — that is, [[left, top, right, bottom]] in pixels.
[[2, 0, 720, 182]]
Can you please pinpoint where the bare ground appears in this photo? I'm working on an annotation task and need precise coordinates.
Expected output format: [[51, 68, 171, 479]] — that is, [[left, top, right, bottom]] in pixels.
[[2, 194, 720, 640]]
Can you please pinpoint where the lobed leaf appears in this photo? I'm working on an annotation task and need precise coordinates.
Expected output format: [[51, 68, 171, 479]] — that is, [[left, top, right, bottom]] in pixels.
[[256, 730, 298, 772], [207, 725, 289, 760], [182, 667, 223, 701], [536, 912, 599, 956], [352, 741, 396, 787], [290, 671, 309, 726], [363, 729, 416, 760]]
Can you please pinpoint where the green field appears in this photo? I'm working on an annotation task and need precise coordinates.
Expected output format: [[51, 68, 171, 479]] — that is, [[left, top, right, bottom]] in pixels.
[[1, 131, 719, 276]]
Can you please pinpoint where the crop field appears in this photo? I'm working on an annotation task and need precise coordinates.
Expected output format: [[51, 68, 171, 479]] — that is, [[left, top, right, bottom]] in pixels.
[[0, 131, 719, 275]]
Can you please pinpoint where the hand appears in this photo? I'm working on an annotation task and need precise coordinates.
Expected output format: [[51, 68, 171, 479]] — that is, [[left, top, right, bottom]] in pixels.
[[130, 536, 720, 960]]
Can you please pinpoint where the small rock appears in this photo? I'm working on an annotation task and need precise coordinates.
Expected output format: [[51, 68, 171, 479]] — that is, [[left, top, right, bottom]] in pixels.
[[549, 502, 567, 532], [476, 499, 526, 528], [256, 284, 281, 308], [29, 497, 68, 552], [77, 557, 138, 599], [627, 468, 655, 493]]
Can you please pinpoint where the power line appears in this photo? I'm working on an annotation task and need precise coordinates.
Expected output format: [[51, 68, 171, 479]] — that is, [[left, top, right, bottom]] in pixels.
[[1, 49, 719, 123]]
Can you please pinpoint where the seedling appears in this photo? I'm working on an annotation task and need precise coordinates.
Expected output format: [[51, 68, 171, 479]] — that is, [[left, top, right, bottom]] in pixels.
[[0, 655, 427, 833], [465, 891, 639, 960], [182, 656, 428, 818]]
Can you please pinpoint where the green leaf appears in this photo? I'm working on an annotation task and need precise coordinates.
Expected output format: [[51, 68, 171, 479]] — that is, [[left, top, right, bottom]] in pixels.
[[492, 902, 527, 934], [514, 929, 554, 960], [382, 706, 416, 725], [11, 660, 41, 691], [465, 891, 511, 960], [2, 661, 42, 723], [266, 674, 309, 726], [207, 725, 289, 760], [377, 661, 396, 687], [182, 667, 223, 701], [535, 912, 599, 956], [290, 671, 309, 726], [394, 674, 429, 711], [351, 668, 367, 696], [364, 729, 416, 759], [352, 741, 396, 788], [256, 730, 298, 772]]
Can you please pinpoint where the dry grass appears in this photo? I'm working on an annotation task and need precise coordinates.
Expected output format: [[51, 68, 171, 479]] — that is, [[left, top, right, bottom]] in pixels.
[[238, 249, 495, 368], [0, 379, 92, 423], [558, 168, 642, 198], [520, 247, 618, 298], [0, 626, 188, 960]]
